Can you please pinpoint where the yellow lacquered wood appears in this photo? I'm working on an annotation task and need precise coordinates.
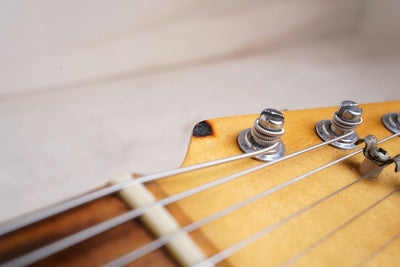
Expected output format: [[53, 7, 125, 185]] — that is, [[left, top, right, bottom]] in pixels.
[[363, 231, 400, 267], [154, 101, 400, 267]]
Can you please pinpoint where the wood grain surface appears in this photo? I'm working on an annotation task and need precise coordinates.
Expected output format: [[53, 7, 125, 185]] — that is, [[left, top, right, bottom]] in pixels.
[[0, 182, 178, 266], [2, 101, 399, 266], [151, 101, 400, 266]]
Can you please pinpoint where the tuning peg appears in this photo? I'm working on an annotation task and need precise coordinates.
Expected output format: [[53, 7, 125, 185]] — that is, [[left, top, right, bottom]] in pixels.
[[382, 111, 400, 134], [238, 108, 285, 161], [316, 100, 363, 149]]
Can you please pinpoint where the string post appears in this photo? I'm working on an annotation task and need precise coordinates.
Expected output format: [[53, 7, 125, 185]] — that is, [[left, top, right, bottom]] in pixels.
[[316, 100, 363, 149], [238, 108, 285, 161], [356, 135, 399, 180], [382, 110, 400, 134]]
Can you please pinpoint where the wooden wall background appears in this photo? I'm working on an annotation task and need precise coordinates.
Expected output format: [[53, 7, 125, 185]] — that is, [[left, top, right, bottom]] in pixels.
[[0, 0, 400, 222]]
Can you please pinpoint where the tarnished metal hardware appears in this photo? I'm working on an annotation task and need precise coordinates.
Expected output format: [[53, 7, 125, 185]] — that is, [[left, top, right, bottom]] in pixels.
[[382, 111, 400, 134], [356, 135, 400, 180], [238, 108, 285, 161], [316, 100, 363, 149]]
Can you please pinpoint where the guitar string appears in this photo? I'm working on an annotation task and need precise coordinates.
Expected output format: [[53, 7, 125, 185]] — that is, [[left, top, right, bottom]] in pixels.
[[7, 134, 398, 267], [3, 132, 399, 267], [356, 231, 400, 267], [192, 164, 390, 267], [0, 141, 282, 236], [1, 133, 353, 267], [280, 186, 400, 267], [103, 138, 376, 266]]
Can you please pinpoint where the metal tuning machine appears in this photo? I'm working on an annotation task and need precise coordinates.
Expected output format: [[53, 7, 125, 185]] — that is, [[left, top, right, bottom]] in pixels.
[[238, 108, 285, 161], [356, 135, 400, 180], [382, 111, 400, 134], [316, 100, 363, 149]]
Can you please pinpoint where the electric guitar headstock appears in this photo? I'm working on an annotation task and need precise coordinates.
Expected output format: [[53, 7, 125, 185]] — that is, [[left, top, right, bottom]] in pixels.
[[1, 100, 399, 267]]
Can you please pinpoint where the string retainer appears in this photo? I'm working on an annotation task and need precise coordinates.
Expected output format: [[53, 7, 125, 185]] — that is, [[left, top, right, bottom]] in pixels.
[[356, 135, 400, 180], [316, 100, 363, 149], [382, 110, 400, 134], [238, 108, 285, 161]]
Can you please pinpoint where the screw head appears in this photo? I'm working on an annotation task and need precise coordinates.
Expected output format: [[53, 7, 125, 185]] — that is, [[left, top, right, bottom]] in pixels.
[[338, 100, 363, 122], [369, 147, 390, 162], [259, 108, 284, 130]]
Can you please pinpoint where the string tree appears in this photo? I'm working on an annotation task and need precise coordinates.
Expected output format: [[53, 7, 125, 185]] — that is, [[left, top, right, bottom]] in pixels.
[[316, 100, 363, 149], [356, 135, 400, 180], [238, 108, 285, 161], [382, 110, 400, 134]]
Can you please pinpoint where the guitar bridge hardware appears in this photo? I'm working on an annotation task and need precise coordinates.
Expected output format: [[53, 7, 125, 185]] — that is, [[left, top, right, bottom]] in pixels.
[[238, 108, 285, 161], [382, 111, 400, 134], [356, 135, 400, 180], [316, 100, 363, 149]]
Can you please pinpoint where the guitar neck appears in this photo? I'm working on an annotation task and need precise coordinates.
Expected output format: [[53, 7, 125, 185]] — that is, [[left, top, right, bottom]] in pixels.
[[0, 180, 180, 266]]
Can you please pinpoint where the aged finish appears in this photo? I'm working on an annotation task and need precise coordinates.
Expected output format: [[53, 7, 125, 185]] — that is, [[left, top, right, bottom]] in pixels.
[[156, 101, 400, 266], [192, 121, 213, 137], [1, 101, 400, 266]]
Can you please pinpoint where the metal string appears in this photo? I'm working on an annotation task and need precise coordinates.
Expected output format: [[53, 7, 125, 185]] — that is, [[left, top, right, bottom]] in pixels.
[[104, 138, 367, 266], [281, 186, 400, 267], [1, 133, 353, 267], [0, 142, 282, 235], [192, 164, 392, 267], [356, 230, 400, 266], [104, 132, 400, 266], [3, 132, 399, 267]]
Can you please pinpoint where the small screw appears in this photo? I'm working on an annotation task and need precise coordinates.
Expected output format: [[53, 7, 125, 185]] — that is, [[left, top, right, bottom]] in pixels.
[[259, 109, 285, 131], [369, 147, 390, 162], [338, 100, 363, 122]]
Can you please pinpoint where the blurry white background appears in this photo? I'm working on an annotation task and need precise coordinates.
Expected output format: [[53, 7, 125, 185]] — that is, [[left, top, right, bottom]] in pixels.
[[1, 0, 400, 222]]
